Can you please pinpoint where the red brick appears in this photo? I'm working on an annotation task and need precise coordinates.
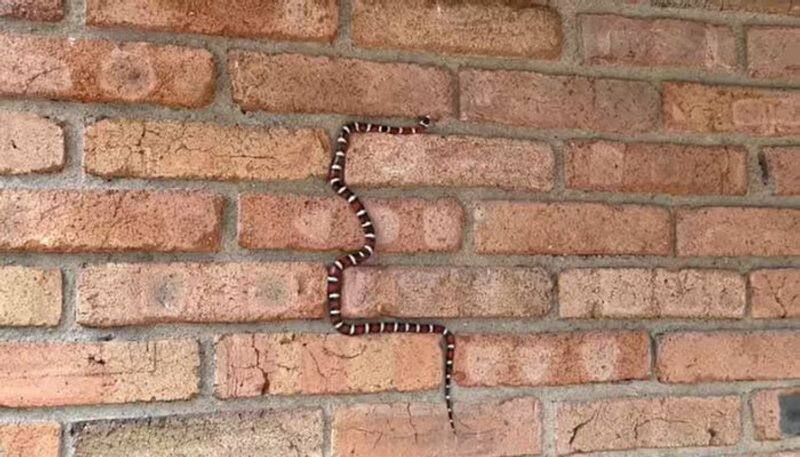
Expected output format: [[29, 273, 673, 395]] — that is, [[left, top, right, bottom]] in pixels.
[[474, 201, 671, 255], [657, 331, 800, 383], [0, 423, 60, 457], [0, 266, 61, 326], [763, 147, 800, 195], [676, 207, 800, 257], [581, 15, 736, 72], [557, 396, 740, 454], [460, 69, 659, 133], [748, 28, 800, 79], [342, 266, 552, 318], [347, 133, 554, 191], [229, 52, 452, 117], [750, 269, 800, 318], [239, 194, 464, 253], [84, 119, 328, 182], [751, 388, 800, 441], [654, 0, 800, 17], [0, 339, 198, 407], [0, 0, 62, 21], [454, 331, 650, 387], [215, 333, 440, 397], [0, 33, 214, 108], [0, 190, 222, 253], [559, 268, 746, 319], [77, 262, 324, 326], [352, 0, 561, 59], [0, 111, 63, 174], [72, 409, 323, 456], [86, 0, 337, 42], [663, 82, 800, 136], [332, 397, 541, 457], [565, 140, 747, 195]]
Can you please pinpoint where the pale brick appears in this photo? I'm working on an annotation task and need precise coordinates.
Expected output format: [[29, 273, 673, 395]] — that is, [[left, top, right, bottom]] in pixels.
[[0, 266, 61, 326], [0, 423, 60, 457], [750, 269, 800, 318], [751, 388, 800, 441], [0, 111, 64, 174]]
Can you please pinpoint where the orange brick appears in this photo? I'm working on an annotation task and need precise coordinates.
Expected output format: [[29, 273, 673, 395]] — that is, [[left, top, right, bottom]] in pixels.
[[342, 266, 552, 318], [347, 133, 554, 191], [557, 396, 741, 454], [77, 262, 325, 326], [0, 339, 198, 407], [239, 194, 464, 253], [0, 423, 60, 457], [332, 397, 541, 457], [750, 269, 800, 318], [749, 28, 800, 79], [0, 111, 64, 174], [763, 147, 800, 195], [229, 52, 452, 117], [474, 201, 671, 255], [658, 331, 800, 383], [215, 333, 440, 397], [565, 140, 747, 195], [0, 0, 62, 21], [0, 33, 214, 108], [0, 266, 61, 326], [454, 331, 650, 387], [751, 388, 800, 441]]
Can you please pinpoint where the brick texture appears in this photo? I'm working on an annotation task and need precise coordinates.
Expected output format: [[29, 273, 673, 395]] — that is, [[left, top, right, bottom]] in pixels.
[[763, 147, 800, 195], [654, 0, 800, 17], [751, 388, 800, 441], [0, 111, 64, 174], [750, 269, 800, 318], [0, 423, 60, 457], [0, 339, 198, 407], [748, 28, 800, 79], [0, 265, 61, 326], [0, 0, 62, 21], [84, 119, 329, 182]]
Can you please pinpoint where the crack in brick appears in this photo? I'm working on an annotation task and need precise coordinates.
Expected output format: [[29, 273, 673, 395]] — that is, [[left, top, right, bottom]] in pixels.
[[569, 409, 599, 445]]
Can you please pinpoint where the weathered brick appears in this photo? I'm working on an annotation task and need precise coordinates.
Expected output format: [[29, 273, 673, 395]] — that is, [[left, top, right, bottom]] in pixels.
[[0, 0, 62, 21], [342, 266, 552, 318], [0, 266, 61, 326], [750, 269, 800, 318], [663, 82, 800, 136], [763, 147, 800, 195], [751, 388, 800, 441], [352, 0, 561, 59], [347, 133, 554, 191], [73, 409, 323, 456], [0, 33, 214, 108], [557, 396, 740, 454], [77, 262, 324, 326], [658, 331, 800, 383], [654, 0, 800, 17], [0, 111, 64, 174], [676, 207, 800, 257], [86, 0, 337, 42], [0, 190, 222, 253], [565, 140, 747, 195], [748, 28, 800, 79], [454, 331, 650, 387], [460, 69, 659, 133], [559, 268, 746, 319], [229, 52, 452, 117], [581, 15, 736, 72], [332, 397, 541, 457], [474, 201, 671, 255], [239, 194, 464, 253], [84, 119, 328, 182], [0, 339, 198, 407], [0, 423, 60, 457], [215, 333, 440, 397]]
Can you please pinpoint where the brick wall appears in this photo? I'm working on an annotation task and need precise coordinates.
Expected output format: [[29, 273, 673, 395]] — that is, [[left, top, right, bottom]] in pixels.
[[2, 0, 800, 456]]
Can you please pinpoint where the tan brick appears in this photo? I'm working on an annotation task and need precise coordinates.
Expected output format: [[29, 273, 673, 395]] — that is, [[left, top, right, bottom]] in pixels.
[[0, 339, 198, 407], [654, 0, 800, 17], [86, 0, 337, 42], [343, 266, 552, 318], [72, 409, 323, 456], [332, 397, 541, 457], [0, 111, 64, 174], [215, 333, 440, 397], [658, 331, 800, 383], [84, 119, 328, 182], [0, 0, 62, 21], [0, 190, 222, 253], [736, 454, 800, 457], [0, 423, 60, 457], [663, 82, 800, 136], [474, 201, 671, 255], [764, 147, 800, 195], [557, 396, 741, 454], [0, 266, 61, 326], [454, 331, 650, 387], [460, 69, 659, 133], [352, 0, 561, 59], [565, 140, 747, 195], [239, 194, 464, 253], [77, 262, 324, 326], [751, 388, 800, 441], [559, 268, 746, 319], [229, 52, 452, 117], [0, 33, 214, 108], [748, 28, 800, 79], [750, 269, 800, 318], [676, 207, 800, 257], [347, 133, 554, 191]]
